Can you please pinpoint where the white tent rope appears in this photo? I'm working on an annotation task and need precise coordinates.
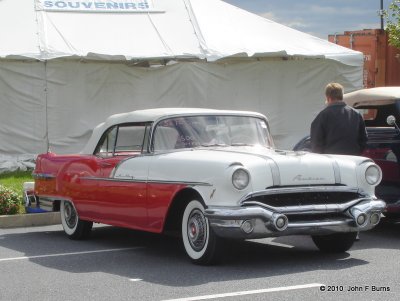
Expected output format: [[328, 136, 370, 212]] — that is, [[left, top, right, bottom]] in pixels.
[[182, 0, 208, 58]]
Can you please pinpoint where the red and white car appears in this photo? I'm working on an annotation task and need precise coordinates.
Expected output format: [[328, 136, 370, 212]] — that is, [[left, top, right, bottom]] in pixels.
[[26, 108, 385, 264]]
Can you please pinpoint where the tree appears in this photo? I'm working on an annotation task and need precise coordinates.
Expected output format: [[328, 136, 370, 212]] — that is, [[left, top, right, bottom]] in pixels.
[[386, 0, 400, 48]]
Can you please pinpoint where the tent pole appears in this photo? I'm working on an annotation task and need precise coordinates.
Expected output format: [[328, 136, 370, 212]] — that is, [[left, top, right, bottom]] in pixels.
[[44, 60, 50, 153]]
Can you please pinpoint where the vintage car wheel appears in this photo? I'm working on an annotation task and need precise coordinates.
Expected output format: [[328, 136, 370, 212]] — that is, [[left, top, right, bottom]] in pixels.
[[60, 200, 93, 240], [312, 232, 357, 253], [182, 200, 221, 265]]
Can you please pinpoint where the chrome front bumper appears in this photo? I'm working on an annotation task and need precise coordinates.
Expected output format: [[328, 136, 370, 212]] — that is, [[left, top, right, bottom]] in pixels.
[[205, 198, 386, 239]]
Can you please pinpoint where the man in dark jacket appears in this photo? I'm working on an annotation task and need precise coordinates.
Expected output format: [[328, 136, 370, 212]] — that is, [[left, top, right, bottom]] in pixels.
[[310, 83, 368, 155]]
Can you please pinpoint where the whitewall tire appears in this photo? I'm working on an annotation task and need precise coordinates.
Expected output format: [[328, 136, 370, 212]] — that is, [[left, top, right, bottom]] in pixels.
[[60, 200, 93, 240], [182, 200, 221, 265]]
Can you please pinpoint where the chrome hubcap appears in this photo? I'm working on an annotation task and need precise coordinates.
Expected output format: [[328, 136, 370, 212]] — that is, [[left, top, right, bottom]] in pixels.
[[64, 202, 77, 229], [187, 208, 207, 251]]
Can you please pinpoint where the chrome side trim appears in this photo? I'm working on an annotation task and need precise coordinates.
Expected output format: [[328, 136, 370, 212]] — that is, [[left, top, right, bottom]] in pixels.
[[32, 173, 56, 180], [79, 176, 212, 186]]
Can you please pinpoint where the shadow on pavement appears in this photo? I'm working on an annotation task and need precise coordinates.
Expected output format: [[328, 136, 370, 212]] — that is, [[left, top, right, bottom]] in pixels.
[[0, 218, 398, 287]]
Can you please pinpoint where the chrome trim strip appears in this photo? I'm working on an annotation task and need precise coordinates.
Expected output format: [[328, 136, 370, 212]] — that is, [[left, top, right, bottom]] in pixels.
[[266, 158, 281, 186], [32, 173, 56, 180], [332, 160, 341, 184], [239, 186, 361, 204], [243, 199, 365, 214], [287, 220, 349, 228], [79, 176, 212, 186]]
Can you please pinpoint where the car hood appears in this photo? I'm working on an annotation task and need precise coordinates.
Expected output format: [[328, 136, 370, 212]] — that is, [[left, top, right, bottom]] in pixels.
[[144, 146, 362, 187], [203, 146, 339, 186]]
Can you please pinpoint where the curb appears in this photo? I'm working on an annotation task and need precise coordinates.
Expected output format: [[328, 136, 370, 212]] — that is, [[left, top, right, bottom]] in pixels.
[[0, 212, 61, 228]]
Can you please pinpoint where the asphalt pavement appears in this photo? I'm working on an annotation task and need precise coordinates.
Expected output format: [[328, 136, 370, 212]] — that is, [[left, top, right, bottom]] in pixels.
[[0, 219, 399, 301]]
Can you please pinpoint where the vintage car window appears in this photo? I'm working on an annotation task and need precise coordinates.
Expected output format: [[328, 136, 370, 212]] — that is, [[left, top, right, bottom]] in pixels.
[[358, 108, 378, 121], [96, 126, 117, 157], [356, 102, 400, 127], [115, 125, 146, 153], [152, 115, 273, 151], [95, 124, 149, 157]]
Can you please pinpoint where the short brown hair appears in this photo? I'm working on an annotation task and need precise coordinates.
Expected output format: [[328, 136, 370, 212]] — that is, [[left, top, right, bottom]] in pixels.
[[325, 83, 344, 100]]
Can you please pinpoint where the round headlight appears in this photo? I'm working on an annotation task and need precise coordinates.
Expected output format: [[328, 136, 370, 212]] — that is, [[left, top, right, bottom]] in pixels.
[[232, 168, 250, 190], [365, 165, 381, 185]]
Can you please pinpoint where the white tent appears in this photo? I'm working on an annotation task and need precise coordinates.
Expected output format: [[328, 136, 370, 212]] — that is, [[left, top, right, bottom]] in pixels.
[[0, 0, 363, 160]]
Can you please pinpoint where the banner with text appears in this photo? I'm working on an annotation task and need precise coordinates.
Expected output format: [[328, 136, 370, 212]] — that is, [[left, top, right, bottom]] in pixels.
[[35, 0, 158, 13]]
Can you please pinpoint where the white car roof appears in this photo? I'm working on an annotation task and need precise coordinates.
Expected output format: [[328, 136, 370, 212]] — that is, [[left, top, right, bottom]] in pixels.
[[81, 108, 267, 154], [344, 87, 400, 107]]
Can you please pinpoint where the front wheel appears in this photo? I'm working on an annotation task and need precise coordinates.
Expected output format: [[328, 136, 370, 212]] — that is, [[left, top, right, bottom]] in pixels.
[[60, 200, 93, 240], [312, 232, 357, 253], [182, 200, 221, 265]]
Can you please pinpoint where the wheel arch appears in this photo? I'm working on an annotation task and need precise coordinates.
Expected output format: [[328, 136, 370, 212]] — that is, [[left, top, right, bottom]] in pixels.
[[163, 188, 204, 235]]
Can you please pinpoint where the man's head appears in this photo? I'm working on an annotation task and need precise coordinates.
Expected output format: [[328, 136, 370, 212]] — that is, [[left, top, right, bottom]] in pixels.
[[325, 83, 344, 103]]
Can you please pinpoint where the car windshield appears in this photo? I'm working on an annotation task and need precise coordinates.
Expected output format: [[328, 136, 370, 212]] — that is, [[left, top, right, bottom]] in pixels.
[[153, 115, 274, 151]]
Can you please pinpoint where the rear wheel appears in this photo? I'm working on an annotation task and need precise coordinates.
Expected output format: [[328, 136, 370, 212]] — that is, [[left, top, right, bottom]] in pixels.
[[182, 200, 221, 265], [312, 232, 357, 253], [60, 200, 93, 240]]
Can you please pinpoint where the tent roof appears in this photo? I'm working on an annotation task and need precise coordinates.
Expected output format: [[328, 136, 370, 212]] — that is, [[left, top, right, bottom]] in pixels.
[[0, 0, 362, 66]]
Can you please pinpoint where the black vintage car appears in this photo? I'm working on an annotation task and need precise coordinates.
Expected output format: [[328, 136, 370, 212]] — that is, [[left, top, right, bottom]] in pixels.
[[294, 87, 400, 218]]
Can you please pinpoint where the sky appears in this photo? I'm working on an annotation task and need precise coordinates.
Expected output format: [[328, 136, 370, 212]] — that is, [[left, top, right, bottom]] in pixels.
[[224, 0, 393, 39]]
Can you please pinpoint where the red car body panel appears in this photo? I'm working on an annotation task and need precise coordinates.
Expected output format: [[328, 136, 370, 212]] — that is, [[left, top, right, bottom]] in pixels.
[[33, 152, 187, 233]]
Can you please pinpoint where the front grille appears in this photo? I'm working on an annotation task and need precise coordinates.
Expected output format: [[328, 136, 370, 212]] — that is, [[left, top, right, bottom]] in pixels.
[[249, 191, 360, 207]]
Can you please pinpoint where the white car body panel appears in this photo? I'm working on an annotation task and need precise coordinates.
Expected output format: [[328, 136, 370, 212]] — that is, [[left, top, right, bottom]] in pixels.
[[113, 146, 369, 206]]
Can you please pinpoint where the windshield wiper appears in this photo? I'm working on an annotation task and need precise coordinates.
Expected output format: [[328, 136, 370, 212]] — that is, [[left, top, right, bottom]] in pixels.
[[200, 143, 229, 147], [230, 143, 254, 146]]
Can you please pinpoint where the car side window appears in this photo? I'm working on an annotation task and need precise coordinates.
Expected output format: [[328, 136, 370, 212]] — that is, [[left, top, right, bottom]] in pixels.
[[97, 126, 117, 157], [115, 125, 146, 153], [95, 124, 149, 157]]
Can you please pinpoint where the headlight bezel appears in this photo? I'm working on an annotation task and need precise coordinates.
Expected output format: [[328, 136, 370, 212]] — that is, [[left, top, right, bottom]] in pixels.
[[364, 164, 382, 186], [232, 168, 250, 190]]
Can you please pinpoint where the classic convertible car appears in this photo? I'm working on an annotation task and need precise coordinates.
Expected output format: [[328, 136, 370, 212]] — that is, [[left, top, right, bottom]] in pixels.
[[294, 87, 400, 218], [25, 108, 385, 264]]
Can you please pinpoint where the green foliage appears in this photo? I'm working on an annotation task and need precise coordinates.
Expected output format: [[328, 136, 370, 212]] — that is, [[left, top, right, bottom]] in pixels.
[[386, 0, 400, 48], [0, 185, 22, 215], [0, 171, 33, 215]]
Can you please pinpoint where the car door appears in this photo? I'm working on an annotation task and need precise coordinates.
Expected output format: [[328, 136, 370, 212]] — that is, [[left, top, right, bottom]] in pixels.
[[87, 123, 151, 229]]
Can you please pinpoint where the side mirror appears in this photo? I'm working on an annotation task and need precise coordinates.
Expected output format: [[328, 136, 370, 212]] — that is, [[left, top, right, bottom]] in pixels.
[[387, 115, 400, 133], [387, 115, 396, 126]]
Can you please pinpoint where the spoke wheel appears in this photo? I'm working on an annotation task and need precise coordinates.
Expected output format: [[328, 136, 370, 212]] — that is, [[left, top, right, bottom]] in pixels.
[[187, 208, 208, 252], [63, 201, 77, 229], [182, 200, 221, 265], [60, 200, 93, 240]]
